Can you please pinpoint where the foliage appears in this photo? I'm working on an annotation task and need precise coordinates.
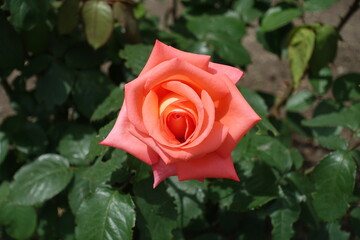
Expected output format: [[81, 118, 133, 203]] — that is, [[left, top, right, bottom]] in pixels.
[[0, 0, 359, 239]]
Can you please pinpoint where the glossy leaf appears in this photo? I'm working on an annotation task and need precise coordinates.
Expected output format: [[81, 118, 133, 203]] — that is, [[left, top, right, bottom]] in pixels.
[[82, 0, 113, 49], [91, 85, 124, 121], [311, 151, 357, 221], [286, 90, 315, 112], [75, 188, 136, 240], [10, 154, 73, 205], [305, 0, 340, 12], [288, 27, 315, 87], [119, 44, 153, 75], [309, 66, 332, 95]]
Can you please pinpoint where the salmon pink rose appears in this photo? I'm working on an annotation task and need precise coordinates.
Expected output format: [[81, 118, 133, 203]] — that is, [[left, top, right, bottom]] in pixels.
[[100, 40, 260, 187]]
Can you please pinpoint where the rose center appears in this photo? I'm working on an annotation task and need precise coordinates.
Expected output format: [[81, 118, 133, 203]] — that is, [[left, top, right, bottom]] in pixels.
[[166, 111, 195, 143]]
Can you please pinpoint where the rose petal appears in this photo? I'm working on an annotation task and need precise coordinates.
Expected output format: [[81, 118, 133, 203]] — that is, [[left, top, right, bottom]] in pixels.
[[152, 160, 177, 188], [208, 62, 244, 84], [140, 40, 211, 76], [176, 152, 240, 181], [99, 103, 159, 165], [216, 75, 261, 157]]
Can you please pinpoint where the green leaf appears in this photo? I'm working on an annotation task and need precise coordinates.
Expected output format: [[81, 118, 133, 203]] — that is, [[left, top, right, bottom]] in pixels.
[[133, 179, 178, 240], [311, 151, 357, 221], [309, 25, 338, 73], [8, 0, 50, 30], [75, 188, 136, 240], [326, 222, 350, 240], [57, 124, 96, 166], [91, 85, 124, 121], [65, 43, 105, 69], [0, 132, 9, 166], [315, 134, 348, 151], [210, 38, 251, 66], [10, 154, 73, 205], [286, 90, 315, 112], [233, 0, 263, 22], [333, 73, 360, 102], [187, 15, 246, 41], [36, 62, 74, 110], [0, 12, 24, 70], [270, 195, 300, 240], [82, 0, 113, 49], [304, 0, 340, 12], [119, 44, 153, 75], [350, 207, 360, 237], [261, 6, 302, 32], [22, 54, 52, 77], [58, 0, 80, 35], [166, 177, 206, 227], [87, 120, 115, 160], [0, 182, 10, 206], [23, 22, 49, 54], [73, 70, 113, 118], [309, 66, 332, 95], [0, 203, 37, 240], [288, 27, 316, 87], [302, 102, 360, 131]]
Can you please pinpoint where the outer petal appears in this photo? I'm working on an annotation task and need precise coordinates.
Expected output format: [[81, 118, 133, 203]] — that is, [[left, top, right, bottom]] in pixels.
[[216, 76, 261, 157], [152, 160, 177, 188], [99, 103, 159, 165], [176, 152, 240, 181], [140, 40, 211, 76], [208, 62, 244, 84]]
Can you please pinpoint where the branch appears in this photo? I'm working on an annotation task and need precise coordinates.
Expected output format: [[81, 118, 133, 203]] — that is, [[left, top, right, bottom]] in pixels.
[[337, 0, 360, 32]]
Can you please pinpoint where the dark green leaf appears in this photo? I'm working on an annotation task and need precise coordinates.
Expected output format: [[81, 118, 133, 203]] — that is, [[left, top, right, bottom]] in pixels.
[[286, 90, 315, 112], [87, 120, 115, 160], [326, 222, 350, 240], [0, 203, 37, 240], [0, 182, 10, 206], [119, 44, 153, 75], [333, 73, 360, 102], [350, 207, 360, 237], [166, 177, 206, 227], [57, 125, 96, 166], [309, 66, 332, 95], [261, 6, 302, 32], [0, 12, 24, 70], [311, 151, 357, 221], [22, 54, 52, 77], [82, 0, 113, 49], [23, 22, 49, 54], [288, 27, 316, 87], [91, 85, 124, 121], [256, 24, 292, 57], [10, 154, 73, 205], [133, 179, 178, 240], [58, 0, 80, 35], [0, 132, 9, 166], [210, 38, 251, 66], [270, 195, 300, 240], [187, 15, 246, 41], [73, 70, 113, 118], [36, 62, 74, 110], [65, 43, 105, 69], [12, 121, 47, 155], [75, 188, 136, 240], [310, 25, 338, 73], [304, 0, 340, 12], [233, 0, 263, 22]]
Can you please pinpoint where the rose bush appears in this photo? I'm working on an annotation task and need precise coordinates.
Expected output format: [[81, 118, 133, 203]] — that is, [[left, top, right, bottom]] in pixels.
[[101, 40, 261, 187]]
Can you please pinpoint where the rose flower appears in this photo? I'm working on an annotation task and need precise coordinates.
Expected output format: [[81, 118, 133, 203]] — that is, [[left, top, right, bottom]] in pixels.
[[100, 40, 260, 187]]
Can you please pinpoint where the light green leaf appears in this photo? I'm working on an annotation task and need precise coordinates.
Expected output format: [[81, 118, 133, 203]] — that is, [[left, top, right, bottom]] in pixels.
[[0, 203, 37, 240], [91, 85, 124, 121], [134, 179, 178, 240], [0, 132, 9, 166], [119, 44, 153, 75], [82, 0, 113, 49], [288, 27, 316, 87], [166, 177, 206, 227], [36, 62, 74, 110], [75, 188, 136, 240], [310, 24, 338, 73], [304, 0, 340, 12], [10, 154, 73, 205], [311, 151, 357, 221], [286, 90, 315, 112], [261, 6, 302, 32], [58, 0, 80, 35], [58, 125, 96, 166]]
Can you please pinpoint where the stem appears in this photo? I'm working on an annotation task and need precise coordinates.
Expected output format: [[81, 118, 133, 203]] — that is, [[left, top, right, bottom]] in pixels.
[[337, 0, 360, 32]]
